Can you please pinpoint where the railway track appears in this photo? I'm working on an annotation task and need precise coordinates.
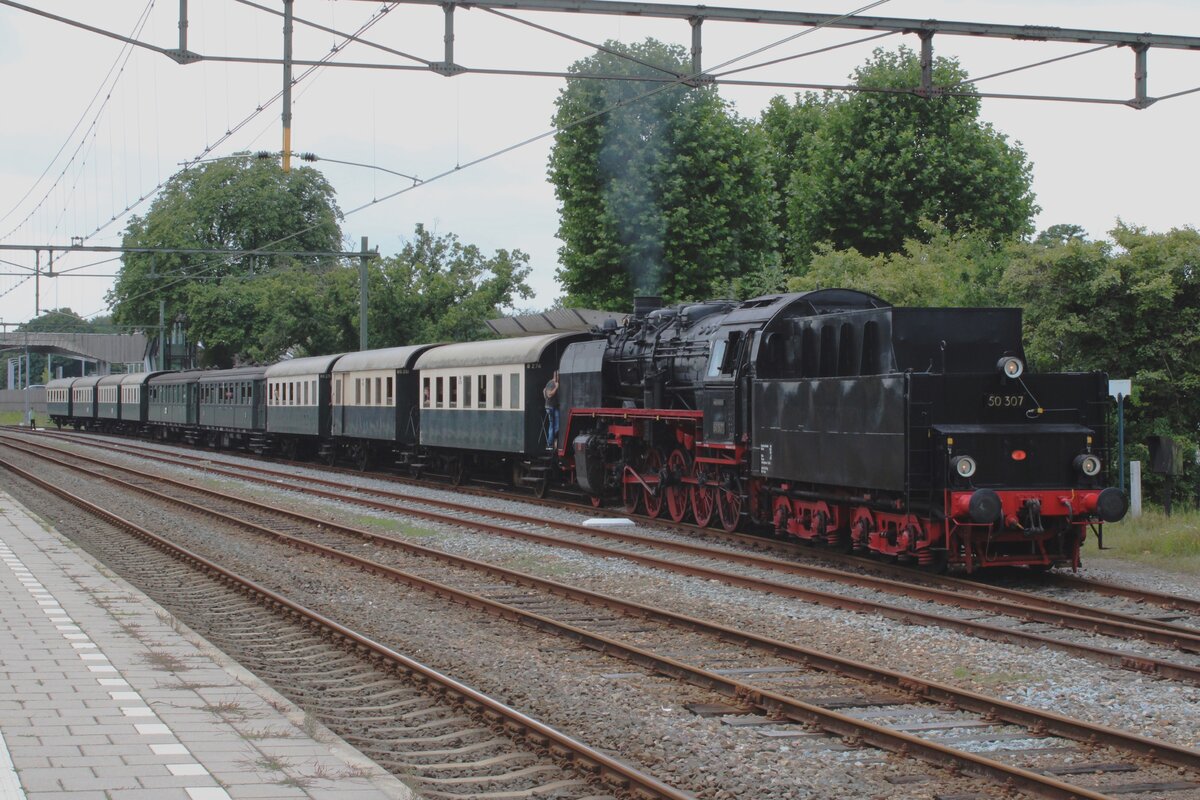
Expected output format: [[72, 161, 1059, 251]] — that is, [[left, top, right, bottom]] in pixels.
[[5, 437, 1200, 799], [11, 429, 1200, 689], [29, 427, 1200, 633], [0, 456, 690, 800]]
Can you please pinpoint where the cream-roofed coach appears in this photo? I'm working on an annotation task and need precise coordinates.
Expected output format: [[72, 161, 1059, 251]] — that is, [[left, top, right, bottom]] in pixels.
[[330, 344, 439, 469], [413, 332, 589, 455]]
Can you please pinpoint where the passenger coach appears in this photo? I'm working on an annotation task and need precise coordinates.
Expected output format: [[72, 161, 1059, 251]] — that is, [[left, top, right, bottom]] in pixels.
[[70, 375, 103, 428], [197, 366, 266, 449], [119, 372, 168, 432], [330, 345, 438, 469], [265, 354, 344, 458], [147, 370, 203, 438], [416, 332, 586, 455], [46, 377, 75, 426]]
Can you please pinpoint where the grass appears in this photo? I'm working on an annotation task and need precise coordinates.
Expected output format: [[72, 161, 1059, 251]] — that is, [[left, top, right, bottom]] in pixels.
[[0, 411, 38, 426], [1089, 507, 1200, 574], [351, 514, 441, 538], [951, 665, 1039, 688], [502, 553, 571, 577]]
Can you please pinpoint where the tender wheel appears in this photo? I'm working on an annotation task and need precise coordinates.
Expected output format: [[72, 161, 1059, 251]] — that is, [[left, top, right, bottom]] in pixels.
[[354, 444, 372, 472], [281, 438, 299, 461], [665, 449, 692, 523], [643, 448, 664, 519], [691, 464, 715, 528], [717, 484, 743, 532], [747, 481, 769, 527]]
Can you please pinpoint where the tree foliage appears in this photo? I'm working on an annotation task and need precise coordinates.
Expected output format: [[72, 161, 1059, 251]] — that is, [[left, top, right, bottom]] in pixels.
[[368, 224, 533, 347], [787, 222, 1015, 307], [549, 39, 776, 310], [108, 154, 343, 362], [769, 46, 1037, 265], [1005, 223, 1200, 500]]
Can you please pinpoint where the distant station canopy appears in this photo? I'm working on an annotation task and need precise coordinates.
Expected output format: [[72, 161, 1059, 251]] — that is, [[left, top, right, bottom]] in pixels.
[[486, 308, 617, 337]]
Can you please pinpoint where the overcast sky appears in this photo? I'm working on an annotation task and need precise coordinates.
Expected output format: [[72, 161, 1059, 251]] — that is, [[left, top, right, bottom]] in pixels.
[[0, 0, 1197, 328]]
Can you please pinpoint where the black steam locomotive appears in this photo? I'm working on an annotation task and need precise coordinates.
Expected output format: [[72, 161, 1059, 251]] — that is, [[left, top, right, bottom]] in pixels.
[[48, 288, 1127, 572], [558, 289, 1127, 571]]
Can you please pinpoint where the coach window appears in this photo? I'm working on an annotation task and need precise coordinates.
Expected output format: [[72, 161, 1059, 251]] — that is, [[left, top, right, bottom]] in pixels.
[[365, 378, 372, 406], [374, 377, 382, 406], [422, 377, 431, 408], [477, 375, 487, 408], [304, 381, 310, 406], [386, 377, 394, 405], [311, 380, 316, 404], [462, 374, 471, 407], [435, 376, 444, 408], [493, 375, 503, 409], [449, 376, 458, 408], [510, 373, 520, 409]]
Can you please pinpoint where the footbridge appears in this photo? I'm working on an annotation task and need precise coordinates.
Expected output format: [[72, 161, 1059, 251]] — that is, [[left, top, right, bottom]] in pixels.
[[0, 331, 149, 376]]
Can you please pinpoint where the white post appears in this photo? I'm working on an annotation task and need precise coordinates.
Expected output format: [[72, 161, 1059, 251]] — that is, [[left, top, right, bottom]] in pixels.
[[1130, 460, 1142, 518]]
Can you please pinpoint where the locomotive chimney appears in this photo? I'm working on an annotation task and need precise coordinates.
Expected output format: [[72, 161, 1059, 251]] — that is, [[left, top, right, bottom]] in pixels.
[[633, 296, 663, 321]]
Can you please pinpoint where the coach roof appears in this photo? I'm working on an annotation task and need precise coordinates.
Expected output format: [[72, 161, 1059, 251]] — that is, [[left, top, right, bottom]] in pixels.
[[414, 332, 587, 370], [264, 353, 345, 379], [333, 345, 438, 373]]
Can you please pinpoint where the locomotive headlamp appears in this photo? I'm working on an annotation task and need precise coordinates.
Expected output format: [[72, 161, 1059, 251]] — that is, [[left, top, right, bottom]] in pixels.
[[953, 455, 977, 478], [1074, 454, 1102, 477], [997, 356, 1024, 379]]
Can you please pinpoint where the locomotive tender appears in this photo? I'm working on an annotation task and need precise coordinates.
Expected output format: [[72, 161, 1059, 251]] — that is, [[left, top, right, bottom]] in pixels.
[[45, 288, 1127, 572]]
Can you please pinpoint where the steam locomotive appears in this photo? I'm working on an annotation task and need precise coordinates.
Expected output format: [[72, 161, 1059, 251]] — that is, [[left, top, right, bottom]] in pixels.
[[559, 289, 1127, 572], [47, 288, 1128, 572]]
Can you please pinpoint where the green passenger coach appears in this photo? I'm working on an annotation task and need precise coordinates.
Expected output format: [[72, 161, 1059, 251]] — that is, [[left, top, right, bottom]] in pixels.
[[414, 332, 589, 455]]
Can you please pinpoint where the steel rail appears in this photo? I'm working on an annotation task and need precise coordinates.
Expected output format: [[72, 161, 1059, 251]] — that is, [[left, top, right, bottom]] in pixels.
[[0, 452, 1141, 800], [11, 437, 1200, 778], [10, 431, 1200, 688], [24, 429, 1199, 642], [34, 427, 1199, 637], [13, 442, 1200, 773], [0, 456, 693, 800]]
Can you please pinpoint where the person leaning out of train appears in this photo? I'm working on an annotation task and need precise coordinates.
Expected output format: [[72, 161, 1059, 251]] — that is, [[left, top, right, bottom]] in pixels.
[[544, 371, 560, 450]]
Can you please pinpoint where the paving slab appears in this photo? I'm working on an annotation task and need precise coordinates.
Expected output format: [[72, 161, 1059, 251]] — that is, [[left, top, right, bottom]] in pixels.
[[0, 487, 414, 800]]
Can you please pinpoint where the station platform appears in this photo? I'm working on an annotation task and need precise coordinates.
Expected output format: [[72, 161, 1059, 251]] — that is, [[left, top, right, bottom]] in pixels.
[[0, 488, 413, 800]]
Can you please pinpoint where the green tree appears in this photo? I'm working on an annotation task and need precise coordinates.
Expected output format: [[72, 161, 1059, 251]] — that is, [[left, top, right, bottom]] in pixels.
[[368, 224, 533, 347], [107, 154, 343, 362], [759, 93, 826, 265], [183, 265, 359, 366], [549, 38, 776, 310], [787, 222, 1018, 307], [777, 46, 1037, 263], [1003, 223, 1200, 504]]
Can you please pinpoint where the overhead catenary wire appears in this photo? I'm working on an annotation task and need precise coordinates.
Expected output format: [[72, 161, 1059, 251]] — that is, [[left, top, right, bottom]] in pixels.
[[4, 1, 398, 307], [0, 0, 156, 241], [78, 0, 896, 322]]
